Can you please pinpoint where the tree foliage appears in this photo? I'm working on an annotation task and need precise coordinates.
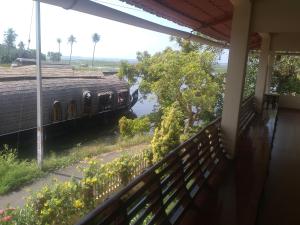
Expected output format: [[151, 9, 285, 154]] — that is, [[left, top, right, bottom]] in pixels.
[[271, 55, 300, 94], [243, 52, 259, 98], [47, 52, 62, 62], [0, 28, 45, 64], [119, 48, 223, 129], [4, 28, 17, 48], [92, 33, 100, 67], [68, 35, 76, 64], [57, 38, 62, 56]]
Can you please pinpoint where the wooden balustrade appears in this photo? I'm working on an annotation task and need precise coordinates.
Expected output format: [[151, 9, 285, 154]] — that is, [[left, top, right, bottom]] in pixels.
[[264, 93, 279, 109], [76, 118, 229, 225], [239, 95, 255, 134]]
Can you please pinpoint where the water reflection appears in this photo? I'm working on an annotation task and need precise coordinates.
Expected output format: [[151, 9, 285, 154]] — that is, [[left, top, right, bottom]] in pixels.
[[130, 83, 157, 117]]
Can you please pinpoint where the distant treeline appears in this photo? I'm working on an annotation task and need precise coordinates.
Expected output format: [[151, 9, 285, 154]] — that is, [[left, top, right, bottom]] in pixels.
[[0, 28, 46, 64], [0, 44, 46, 64]]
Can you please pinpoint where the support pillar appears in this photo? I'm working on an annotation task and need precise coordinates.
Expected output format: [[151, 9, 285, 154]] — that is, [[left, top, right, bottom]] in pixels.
[[255, 34, 271, 113], [265, 51, 275, 93], [221, 0, 252, 158]]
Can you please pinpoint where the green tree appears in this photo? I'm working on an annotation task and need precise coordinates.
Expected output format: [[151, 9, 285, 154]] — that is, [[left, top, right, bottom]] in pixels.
[[68, 35, 76, 64], [57, 38, 62, 57], [4, 28, 17, 48], [18, 41, 25, 51], [271, 55, 300, 94], [243, 52, 259, 98], [47, 52, 62, 62], [119, 48, 222, 129], [92, 33, 100, 67], [118, 60, 138, 86], [151, 102, 184, 162]]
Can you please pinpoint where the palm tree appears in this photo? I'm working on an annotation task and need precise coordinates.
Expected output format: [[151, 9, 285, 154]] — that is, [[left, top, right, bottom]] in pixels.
[[92, 33, 100, 67], [68, 35, 76, 64], [57, 38, 62, 55]]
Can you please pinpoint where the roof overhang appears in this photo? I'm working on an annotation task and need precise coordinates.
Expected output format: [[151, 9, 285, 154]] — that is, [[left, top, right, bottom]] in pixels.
[[39, 0, 228, 48], [120, 0, 261, 49]]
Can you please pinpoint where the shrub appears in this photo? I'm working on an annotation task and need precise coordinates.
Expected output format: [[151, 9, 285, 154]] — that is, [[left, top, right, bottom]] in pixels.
[[119, 116, 133, 137], [113, 154, 136, 185], [0, 145, 44, 195], [7, 151, 149, 225], [119, 116, 151, 137], [151, 102, 184, 162]]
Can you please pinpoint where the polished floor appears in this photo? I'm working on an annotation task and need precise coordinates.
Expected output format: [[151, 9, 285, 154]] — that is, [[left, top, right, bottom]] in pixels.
[[179, 108, 278, 225], [257, 109, 300, 225], [177, 108, 300, 225]]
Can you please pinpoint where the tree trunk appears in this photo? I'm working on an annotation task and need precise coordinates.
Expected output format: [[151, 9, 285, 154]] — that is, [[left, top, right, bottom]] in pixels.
[[69, 43, 73, 65], [58, 44, 61, 62], [92, 43, 96, 67]]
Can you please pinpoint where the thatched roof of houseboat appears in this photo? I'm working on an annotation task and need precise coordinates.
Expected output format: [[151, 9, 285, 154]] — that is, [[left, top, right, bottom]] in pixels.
[[0, 65, 128, 94], [0, 65, 106, 81]]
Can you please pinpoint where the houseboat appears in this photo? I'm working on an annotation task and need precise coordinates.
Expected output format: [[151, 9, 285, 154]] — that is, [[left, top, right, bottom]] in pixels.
[[0, 65, 137, 136]]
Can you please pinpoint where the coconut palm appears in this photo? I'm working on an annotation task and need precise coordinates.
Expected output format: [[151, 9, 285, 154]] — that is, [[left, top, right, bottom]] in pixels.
[[92, 33, 100, 67], [68, 35, 76, 64], [57, 38, 62, 55]]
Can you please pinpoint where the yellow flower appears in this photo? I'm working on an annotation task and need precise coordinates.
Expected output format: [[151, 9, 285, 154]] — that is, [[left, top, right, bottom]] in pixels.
[[64, 181, 72, 189], [88, 160, 96, 165], [37, 193, 44, 199], [91, 177, 97, 184], [73, 199, 84, 209]]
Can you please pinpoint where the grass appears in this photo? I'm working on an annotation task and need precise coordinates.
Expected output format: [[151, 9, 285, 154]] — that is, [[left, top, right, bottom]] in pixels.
[[0, 134, 152, 195], [0, 146, 45, 194]]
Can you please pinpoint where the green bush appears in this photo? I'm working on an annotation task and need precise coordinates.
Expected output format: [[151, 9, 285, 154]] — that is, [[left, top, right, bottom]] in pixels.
[[0, 145, 44, 195], [151, 102, 184, 162], [119, 116, 151, 137], [7, 152, 149, 225], [119, 116, 133, 137]]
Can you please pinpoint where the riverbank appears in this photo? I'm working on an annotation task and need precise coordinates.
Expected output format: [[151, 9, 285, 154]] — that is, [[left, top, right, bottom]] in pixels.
[[0, 141, 149, 209], [0, 134, 151, 196]]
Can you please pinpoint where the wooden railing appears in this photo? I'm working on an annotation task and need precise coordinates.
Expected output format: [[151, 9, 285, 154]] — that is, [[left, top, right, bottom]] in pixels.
[[76, 118, 228, 225], [264, 93, 279, 109], [239, 95, 255, 134]]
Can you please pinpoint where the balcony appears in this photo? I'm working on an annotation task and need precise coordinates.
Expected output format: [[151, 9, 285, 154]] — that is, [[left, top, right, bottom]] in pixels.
[[18, 0, 300, 224], [73, 94, 300, 225]]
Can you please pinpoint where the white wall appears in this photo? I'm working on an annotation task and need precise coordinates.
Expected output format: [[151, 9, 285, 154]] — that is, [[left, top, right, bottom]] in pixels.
[[279, 95, 300, 110]]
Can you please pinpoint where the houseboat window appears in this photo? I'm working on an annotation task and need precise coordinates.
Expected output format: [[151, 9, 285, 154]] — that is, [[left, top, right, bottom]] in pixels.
[[67, 100, 77, 120], [117, 90, 128, 106], [52, 101, 62, 122], [83, 91, 92, 114], [98, 92, 113, 112]]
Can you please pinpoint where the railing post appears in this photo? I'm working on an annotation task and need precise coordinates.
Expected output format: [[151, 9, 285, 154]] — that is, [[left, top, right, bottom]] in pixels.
[[265, 51, 275, 94], [221, 0, 252, 158], [255, 33, 271, 113]]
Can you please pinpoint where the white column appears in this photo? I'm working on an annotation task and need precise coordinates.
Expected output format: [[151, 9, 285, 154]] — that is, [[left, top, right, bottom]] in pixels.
[[265, 51, 275, 93], [221, 0, 252, 158], [255, 34, 271, 113]]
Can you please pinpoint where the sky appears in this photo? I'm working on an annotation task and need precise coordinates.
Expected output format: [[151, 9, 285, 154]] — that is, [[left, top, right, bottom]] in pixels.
[[0, 0, 228, 62]]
